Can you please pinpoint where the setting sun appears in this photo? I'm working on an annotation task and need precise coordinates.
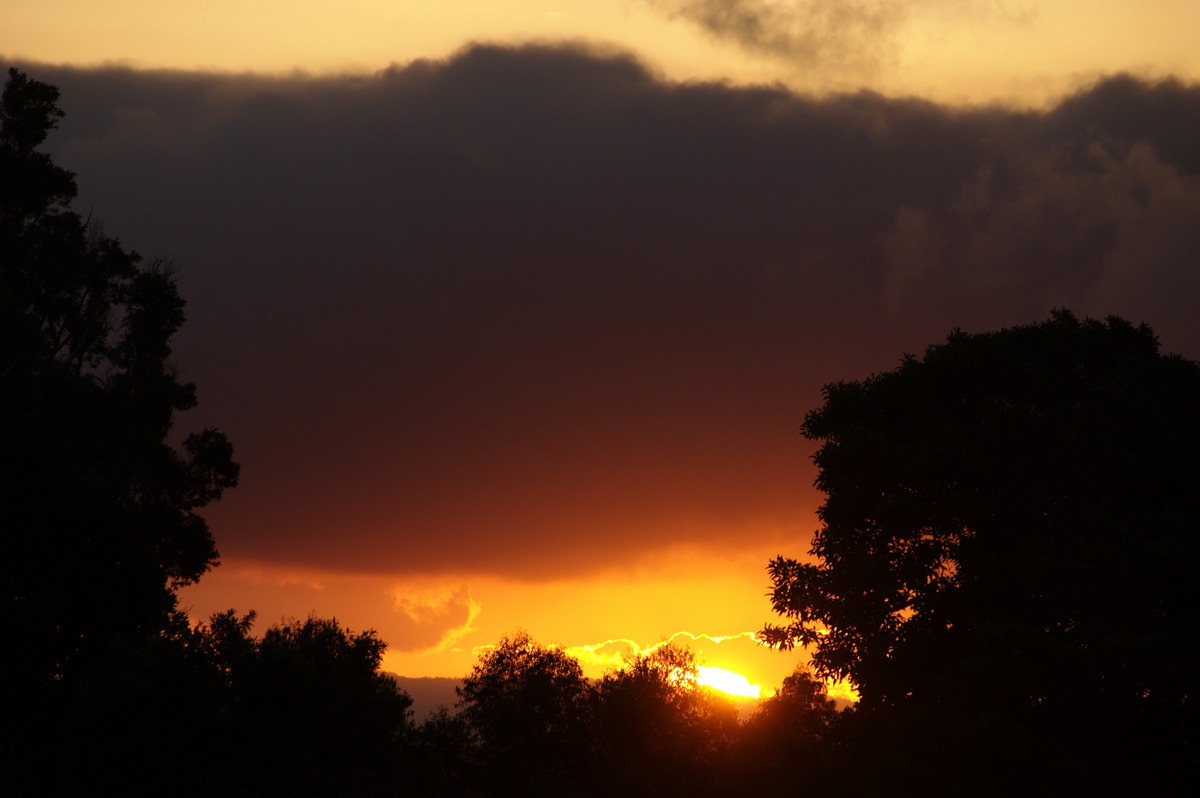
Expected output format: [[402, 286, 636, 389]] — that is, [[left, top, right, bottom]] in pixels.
[[697, 666, 762, 699]]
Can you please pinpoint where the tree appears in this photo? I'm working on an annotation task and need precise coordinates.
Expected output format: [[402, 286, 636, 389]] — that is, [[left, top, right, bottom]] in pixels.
[[762, 311, 1200, 790], [1, 66, 238, 679], [410, 706, 479, 798], [1, 67, 238, 791], [734, 666, 839, 797], [54, 611, 417, 797], [742, 665, 837, 746], [591, 644, 740, 797], [223, 614, 415, 798], [455, 631, 593, 796]]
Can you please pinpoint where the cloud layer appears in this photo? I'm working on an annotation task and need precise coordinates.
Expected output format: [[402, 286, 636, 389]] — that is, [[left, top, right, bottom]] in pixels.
[[19, 45, 1200, 580]]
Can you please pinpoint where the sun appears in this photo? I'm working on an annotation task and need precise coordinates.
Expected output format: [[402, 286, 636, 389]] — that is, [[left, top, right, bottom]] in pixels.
[[697, 666, 762, 699]]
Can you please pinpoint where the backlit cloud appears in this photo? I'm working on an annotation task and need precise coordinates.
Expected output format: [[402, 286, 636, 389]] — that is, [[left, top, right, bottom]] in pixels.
[[564, 630, 768, 675], [389, 584, 483, 653]]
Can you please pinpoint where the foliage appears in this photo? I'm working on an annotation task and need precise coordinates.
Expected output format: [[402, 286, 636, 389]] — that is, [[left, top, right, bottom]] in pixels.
[[1, 67, 239, 687], [410, 706, 480, 797], [454, 630, 593, 795], [31, 611, 416, 797], [734, 666, 840, 797], [762, 310, 1200, 789], [1, 66, 239, 796], [213, 613, 415, 798], [592, 643, 741, 797], [744, 665, 838, 743]]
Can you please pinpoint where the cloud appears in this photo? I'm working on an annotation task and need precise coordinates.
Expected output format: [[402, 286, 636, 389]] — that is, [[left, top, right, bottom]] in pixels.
[[389, 584, 483, 653], [643, 1, 1029, 78], [13, 47, 1200, 583], [475, 629, 765, 677], [379, 583, 482, 652], [647, 0, 907, 73], [177, 564, 486, 653]]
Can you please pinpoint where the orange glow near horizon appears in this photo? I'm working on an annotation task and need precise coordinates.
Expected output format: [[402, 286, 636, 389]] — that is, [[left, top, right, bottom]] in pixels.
[[177, 550, 820, 697]]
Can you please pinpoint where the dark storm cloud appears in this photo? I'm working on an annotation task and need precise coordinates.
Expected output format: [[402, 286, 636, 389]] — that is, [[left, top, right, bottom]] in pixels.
[[14, 45, 1200, 578]]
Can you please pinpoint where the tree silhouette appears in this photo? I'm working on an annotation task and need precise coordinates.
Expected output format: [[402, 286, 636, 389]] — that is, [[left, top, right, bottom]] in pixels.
[[454, 631, 593, 796], [48, 611, 417, 797], [734, 666, 839, 797], [1, 67, 238, 793], [591, 644, 740, 797], [1, 65, 238, 678], [219, 614, 415, 798], [410, 706, 480, 797], [762, 310, 1200, 792]]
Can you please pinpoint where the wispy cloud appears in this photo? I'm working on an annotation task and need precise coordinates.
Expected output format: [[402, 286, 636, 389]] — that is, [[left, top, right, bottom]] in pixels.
[[429, 592, 483, 653], [564, 630, 763, 672], [648, 0, 906, 72], [390, 584, 483, 653], [644, 1, 1030, 78]]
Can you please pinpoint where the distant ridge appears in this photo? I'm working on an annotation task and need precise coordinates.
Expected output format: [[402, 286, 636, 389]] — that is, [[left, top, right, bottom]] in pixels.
[[387, 675, 463, 721]]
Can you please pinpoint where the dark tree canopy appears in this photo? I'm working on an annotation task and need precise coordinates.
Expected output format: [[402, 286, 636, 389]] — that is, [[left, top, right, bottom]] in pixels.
[[763, 310, 1200, 788], [743, 665, 837, 743], [454, 630, 592, 794], [211, 613, 415, 798], [733, 666, 838, 798], [1, 67, 240, 775], [1, 67, 238, 688], [42, 611, 414, 798], [592, 643, 740, 798]]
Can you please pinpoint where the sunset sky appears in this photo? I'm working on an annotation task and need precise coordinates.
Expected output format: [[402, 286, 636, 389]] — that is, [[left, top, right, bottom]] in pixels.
[[6, 1, 1200, 698]]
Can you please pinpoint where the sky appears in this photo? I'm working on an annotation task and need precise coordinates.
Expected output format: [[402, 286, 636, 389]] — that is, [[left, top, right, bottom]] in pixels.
[[5, 1, 1200, 699]]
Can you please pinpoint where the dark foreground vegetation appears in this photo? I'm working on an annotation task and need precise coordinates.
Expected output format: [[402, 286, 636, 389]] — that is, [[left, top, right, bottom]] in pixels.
[[3, 68, 1198, 796]]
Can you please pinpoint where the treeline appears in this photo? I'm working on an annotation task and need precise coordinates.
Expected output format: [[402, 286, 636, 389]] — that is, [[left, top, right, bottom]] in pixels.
[[7, 619, 841, 797], [9, 608, 1195, 797]]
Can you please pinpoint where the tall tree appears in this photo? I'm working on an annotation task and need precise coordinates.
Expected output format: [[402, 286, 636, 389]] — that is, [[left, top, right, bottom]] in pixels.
[[1, 67, 238, 790], [762, 311, 1200, 791]]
